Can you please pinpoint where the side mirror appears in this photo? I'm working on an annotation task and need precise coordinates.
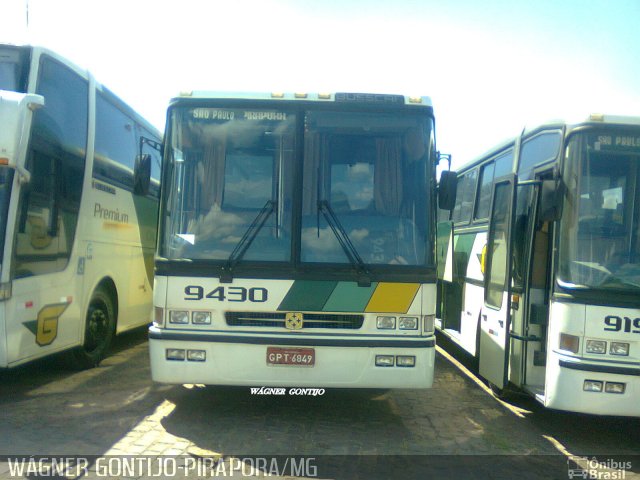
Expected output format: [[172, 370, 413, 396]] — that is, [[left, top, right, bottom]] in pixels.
[[539, 179, 563, 222], [438, 170, 457, 211], [134, 154, 151, 196]]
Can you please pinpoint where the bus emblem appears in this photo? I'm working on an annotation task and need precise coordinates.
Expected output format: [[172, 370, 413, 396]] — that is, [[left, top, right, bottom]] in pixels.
[[285, 312, 304, 330]]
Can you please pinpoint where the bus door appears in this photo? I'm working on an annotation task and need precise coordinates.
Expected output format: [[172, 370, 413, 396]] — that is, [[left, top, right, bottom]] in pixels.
[[436, 220, 456, 327], [509, 180, 546, 393], [479, 175, 517, 389], [518, 176, 554, 396]]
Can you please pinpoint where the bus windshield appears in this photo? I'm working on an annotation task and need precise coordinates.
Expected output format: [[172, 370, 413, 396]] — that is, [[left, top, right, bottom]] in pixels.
[[301, 111, 431, 266], [161, 106, 433, 269], [162, 107, 296, 262], [559, 129, 640, 292]]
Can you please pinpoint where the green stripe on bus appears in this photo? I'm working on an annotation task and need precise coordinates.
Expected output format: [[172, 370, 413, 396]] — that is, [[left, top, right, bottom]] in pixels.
[[277, 280, 337, 311], [322, 282, 378, 312], [133, 195, 159, 285]]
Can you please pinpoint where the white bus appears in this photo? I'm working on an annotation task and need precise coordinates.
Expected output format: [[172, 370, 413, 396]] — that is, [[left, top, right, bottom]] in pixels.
[[0, 44, 162, 368], [437, 114, 640, 416], [149, 92, 454, 388]]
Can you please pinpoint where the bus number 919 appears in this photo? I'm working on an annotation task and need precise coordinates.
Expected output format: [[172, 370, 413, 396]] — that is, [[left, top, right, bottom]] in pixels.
[[184, 285, 268, 303], [604, 315, 640, 334]]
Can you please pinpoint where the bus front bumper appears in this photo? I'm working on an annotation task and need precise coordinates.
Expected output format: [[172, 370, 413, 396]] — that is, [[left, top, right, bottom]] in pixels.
[[148, 326, 435, 389], [544, 350, 640, 417]]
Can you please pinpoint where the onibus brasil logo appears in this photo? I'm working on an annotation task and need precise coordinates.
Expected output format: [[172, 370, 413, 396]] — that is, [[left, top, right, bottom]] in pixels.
[[567, 456, 631, 479]]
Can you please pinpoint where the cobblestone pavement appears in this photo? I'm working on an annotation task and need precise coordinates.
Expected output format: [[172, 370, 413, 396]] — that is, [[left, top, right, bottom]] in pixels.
[[0, 329, 638, 479]]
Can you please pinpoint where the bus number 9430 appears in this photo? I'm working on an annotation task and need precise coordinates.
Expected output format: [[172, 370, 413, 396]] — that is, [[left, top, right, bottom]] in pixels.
[[185, 285, 268, 302]]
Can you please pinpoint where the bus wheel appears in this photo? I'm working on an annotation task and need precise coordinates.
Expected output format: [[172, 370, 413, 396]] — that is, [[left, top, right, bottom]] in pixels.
[[68, 288, 116, 369]]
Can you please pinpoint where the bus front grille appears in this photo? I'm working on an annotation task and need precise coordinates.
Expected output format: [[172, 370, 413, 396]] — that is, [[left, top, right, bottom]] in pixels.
[[225, 312, 364, 329]]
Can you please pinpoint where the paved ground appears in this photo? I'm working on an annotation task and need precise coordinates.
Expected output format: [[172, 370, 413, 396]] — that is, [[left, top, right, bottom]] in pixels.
[[0, 329, 638, 479]]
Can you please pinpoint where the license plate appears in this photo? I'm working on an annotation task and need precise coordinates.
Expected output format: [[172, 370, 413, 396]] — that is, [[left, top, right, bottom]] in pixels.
[[266, 347, 315, 366]]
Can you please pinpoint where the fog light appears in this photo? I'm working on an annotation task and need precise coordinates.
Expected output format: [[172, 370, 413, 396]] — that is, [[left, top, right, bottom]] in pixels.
[[399, 316, 418, 330], [375, 355, 394, 367], [153, 307, 164, 327], [192, 311, 212, 325], [423, 314, 435, 334], [559, 333, 580, 353], [166, 348, 186, 361], [605, 382, 625, 394], [583, 380, 603, 392], [586, 339, 606, 354], [169, 310, 189, 324], [187, 349, 206, 362], [377, 316, 396, 329], [396, 355, 416, 367], [610, 342, 629, 356]]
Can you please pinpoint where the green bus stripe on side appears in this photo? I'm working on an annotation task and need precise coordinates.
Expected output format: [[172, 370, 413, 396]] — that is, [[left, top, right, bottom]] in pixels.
[[277, 280, 337, 311], [322, 282, 378, 312]]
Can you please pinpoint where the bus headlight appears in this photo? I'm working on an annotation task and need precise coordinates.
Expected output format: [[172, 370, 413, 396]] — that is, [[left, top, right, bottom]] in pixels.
[[166, 348, 186, 361], [605, 382, 625, 394], [396, 355, 416, 367], [192, 311, 212, 325], [583, 380, 603, 392], [586, 339, 606, 354], [169, 310, 189, 324], [610, 342, 629, 356], [399, 316, 418, 330], [375, 355, 395, 366], [559, 333, 580, 354], [377, 316, 396, 329], [187, 349, 207, 362]]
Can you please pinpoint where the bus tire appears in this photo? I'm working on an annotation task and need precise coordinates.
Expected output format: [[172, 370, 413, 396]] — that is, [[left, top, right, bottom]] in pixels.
[[68, 288, 116, 369]]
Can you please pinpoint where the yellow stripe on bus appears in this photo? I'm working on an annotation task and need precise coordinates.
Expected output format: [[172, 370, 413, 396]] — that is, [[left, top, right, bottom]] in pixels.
[[364, 283, 420, 313], [103, 222, 134, 230]]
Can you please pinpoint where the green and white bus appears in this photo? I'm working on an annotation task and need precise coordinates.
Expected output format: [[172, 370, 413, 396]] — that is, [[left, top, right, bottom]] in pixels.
[[438, 114, 640, 416], [0, 44, 161, 368], [150, 92, 452, 388]]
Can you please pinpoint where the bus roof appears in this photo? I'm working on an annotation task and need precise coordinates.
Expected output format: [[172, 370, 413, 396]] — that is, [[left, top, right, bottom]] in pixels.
[[457, 113, 640, 173], [171, 91, 433, 108], [1, 43, 161, 138]]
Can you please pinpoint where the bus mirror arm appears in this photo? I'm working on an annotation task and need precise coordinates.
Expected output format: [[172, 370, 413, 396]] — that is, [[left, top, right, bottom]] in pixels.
[[15, 165, 31, 185], [4, 162, 32, 184], [437, 152, 452, 169]]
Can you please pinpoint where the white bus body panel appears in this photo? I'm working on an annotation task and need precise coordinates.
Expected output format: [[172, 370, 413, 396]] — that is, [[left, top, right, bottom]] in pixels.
[[149, 330, 435, 388], [544, 302, 640, 416], [149, 276, 436, 388], [437, 231, 487, 356]]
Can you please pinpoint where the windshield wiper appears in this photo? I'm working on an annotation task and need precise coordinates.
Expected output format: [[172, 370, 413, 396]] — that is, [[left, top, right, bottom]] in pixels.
[[219, 200, 276, 283], [318, 200, 371, 286]]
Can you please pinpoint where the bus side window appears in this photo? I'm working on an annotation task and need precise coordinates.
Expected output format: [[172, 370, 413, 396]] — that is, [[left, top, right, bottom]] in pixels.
[[15, 56, 88, 278], [451, 169, 477, 224], [517, 132, 561, 181], [475, 150, 513, 221], [94, 93, 137, 190]]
